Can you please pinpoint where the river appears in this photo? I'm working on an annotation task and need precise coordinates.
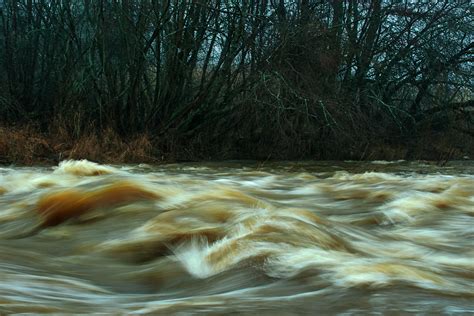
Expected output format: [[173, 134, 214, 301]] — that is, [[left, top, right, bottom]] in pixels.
[[0, 160, 473, 314]]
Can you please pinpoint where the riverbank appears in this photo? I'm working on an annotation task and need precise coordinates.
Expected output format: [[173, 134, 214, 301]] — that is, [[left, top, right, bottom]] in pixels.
[[0, 124, 472, 165]]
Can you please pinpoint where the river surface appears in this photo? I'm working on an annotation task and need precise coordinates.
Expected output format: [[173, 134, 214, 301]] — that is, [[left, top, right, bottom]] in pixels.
[[0, 160, 473, 315]]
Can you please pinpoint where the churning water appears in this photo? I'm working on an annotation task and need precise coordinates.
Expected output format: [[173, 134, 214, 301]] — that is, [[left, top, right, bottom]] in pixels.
[[0, 160, 473, 314]]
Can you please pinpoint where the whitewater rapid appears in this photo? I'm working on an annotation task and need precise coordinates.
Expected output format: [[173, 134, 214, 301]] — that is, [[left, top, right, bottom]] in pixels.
[[0, 160, 473, 314]]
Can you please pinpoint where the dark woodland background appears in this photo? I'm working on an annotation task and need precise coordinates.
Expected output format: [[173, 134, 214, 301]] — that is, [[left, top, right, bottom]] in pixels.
[[0, 0, 473, 163]]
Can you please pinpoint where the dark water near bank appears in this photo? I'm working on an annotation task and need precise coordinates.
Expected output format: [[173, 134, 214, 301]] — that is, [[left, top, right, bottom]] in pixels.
[[0, 160, 473, 314]]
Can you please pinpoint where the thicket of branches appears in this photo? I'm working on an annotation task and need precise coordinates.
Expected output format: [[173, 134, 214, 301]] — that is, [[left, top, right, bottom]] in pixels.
[[1, 1, 473, 159]]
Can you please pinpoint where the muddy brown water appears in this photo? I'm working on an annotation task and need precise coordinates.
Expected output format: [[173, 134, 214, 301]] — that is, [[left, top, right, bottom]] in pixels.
[[0, 160, 473, 314]]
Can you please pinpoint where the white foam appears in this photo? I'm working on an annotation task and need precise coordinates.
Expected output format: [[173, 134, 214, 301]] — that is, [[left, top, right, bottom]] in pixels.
[[54, 160, 118, 176]]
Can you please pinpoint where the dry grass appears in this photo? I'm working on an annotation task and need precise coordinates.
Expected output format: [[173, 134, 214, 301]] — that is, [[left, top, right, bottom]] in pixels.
[[0, 125, 52, 164], [0, 120, 472, 165], [0, 124, 158, 165]]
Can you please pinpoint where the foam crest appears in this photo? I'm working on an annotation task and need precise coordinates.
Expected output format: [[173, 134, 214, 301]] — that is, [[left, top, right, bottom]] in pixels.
[[54, 159, 118, 176]]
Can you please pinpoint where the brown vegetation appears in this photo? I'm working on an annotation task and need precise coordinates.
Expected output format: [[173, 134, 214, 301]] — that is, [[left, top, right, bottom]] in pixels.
[[0, 121, 471, 165], [0, 124, 157, 165]]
